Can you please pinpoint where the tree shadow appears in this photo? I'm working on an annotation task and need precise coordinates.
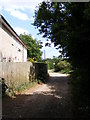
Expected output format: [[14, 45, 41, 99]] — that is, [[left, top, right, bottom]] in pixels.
[[2, 74, 73, 119]]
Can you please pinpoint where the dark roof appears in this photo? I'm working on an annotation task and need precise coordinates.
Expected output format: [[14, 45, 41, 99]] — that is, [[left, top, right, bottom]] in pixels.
[[0, 14, 27, 49]]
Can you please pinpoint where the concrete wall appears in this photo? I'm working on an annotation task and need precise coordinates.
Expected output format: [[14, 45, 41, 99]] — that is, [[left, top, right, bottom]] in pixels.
[[0, 62, 48, 90], [35, 63, 48, 83], [0, 62, 34, 88], [0, 21, 27, 62]]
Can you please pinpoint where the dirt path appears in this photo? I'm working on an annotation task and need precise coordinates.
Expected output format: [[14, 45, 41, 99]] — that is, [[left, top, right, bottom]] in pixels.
[[2, 72, 72, 119]]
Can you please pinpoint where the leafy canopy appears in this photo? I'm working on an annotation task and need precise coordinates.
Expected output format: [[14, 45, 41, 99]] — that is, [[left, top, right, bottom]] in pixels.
[[34, 2, 89, 68], [33, 2, 89, 117], [20, 34, 42, 62]]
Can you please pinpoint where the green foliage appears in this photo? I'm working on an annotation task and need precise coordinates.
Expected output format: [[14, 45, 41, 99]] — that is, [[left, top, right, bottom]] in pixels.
[[44, 58, 55, 70], [20, 34, 42, 62], [5, 80, 40, 96], [15, 81, 36, 93], [7, 87, 15, 97], [0, 78, 8, 96], [34, 2, 89, 68], [28, 58, 36, 62], [54, 59, 72, 73], [33, 2, 89, 118], [44, 57, 72, 74]]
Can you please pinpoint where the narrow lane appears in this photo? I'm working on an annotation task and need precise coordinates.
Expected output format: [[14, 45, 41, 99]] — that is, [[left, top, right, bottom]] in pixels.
[[2, 72, 72, 118]]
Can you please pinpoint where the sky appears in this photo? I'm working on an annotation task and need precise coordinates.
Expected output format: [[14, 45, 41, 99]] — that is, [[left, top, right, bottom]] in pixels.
[[0, 0, 60, 59]]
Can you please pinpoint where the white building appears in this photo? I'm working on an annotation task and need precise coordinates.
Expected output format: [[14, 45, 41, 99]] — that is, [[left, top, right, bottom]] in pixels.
[[0, 15, 27, 62]]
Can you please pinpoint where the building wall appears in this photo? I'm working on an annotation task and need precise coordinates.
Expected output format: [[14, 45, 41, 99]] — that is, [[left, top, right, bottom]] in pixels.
[[0, 62, 48, 90], [0, 23, 27, 62], [24, 47, 27, 62], [0, 62, 33, 88]]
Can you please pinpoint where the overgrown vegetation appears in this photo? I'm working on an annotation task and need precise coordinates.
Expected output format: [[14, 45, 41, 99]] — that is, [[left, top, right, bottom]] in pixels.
[[33, 2, 89, 118], [44, 58, 54, 70], [54, 59, 72, 74], [15, 80, 42, 93], [1, 78, 8, 96], [1, 62, 48, 97], [20, 34, 42, 62], [45, 57, 72, 74], [2, 79, 43, 97]]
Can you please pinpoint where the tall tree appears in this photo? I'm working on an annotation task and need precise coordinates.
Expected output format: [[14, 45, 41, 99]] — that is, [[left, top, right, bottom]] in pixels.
[[20, 34, 42, 62], [34, 2, 89, 67], [33, 2, 89, 118]]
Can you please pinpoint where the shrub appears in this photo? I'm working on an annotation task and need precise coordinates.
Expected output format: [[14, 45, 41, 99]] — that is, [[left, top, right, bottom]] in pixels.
[[54, 59, 72, 73]]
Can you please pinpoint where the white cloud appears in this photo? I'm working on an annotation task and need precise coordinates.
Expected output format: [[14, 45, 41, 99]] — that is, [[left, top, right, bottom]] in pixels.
[[14, 27, 29, 35], [0, 5, 1, 10], [10, 10, 30, 21], [0, 0, 46, 20], [0, 0, 46, 12]]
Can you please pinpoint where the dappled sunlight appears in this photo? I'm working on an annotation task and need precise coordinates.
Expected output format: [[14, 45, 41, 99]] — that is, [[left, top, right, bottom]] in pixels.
[[19, 83, 63, 100], [2, 72, 72, 118], [40, 92, 62, 99]]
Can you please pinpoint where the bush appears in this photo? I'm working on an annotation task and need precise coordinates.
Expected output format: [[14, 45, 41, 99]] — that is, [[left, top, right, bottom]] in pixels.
[[28, 58, 36, 62], [44, 58, 54, 70], [54, 59, 72, 73]]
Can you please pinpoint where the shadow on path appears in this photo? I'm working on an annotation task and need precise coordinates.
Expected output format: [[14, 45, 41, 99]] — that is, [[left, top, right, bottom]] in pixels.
[[2, 72, 72, 119]]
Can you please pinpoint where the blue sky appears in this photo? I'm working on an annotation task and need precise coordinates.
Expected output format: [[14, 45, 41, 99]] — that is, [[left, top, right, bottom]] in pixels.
[[0, 0, 60, 59]]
